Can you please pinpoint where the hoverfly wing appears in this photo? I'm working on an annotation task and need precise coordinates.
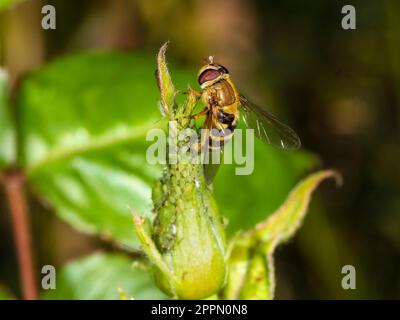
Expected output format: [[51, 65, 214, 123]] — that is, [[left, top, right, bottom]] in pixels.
[[238, 94, 301, 149], [203, 156, 222, 185]]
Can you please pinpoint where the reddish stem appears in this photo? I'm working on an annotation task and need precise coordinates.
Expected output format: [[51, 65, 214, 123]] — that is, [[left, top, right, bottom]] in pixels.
[[3, 169, 38, 300]]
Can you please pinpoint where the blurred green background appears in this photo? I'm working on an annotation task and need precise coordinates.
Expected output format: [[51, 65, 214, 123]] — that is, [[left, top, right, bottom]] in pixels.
[[0, 0, 399, 299]]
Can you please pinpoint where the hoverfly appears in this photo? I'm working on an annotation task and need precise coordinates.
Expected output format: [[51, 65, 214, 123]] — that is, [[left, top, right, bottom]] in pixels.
[[193, 56, 301, 182]]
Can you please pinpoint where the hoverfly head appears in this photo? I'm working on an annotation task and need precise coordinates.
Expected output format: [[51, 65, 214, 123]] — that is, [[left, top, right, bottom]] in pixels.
[[198, 57, 229, 88]]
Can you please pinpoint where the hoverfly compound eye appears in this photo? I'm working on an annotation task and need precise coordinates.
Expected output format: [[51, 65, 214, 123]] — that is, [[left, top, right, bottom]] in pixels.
[[198, 69, 221, 85], [218, 65, 229, 74], [219, 66, 229, 74]]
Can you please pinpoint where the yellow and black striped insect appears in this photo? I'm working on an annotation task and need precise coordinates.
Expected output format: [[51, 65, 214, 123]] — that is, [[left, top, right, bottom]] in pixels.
[[194, 56, 301, 181], [196, 56, 301, 151]]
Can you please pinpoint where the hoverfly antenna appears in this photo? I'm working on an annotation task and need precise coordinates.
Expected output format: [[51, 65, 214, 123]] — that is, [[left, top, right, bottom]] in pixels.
[[203, 55, 214, 64]]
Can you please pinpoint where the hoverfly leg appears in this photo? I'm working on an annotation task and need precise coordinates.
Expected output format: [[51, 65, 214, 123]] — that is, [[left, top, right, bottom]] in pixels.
[[179, 87, 203, 96], [189, 87, 203, 96], [192, 107, 208, 119]]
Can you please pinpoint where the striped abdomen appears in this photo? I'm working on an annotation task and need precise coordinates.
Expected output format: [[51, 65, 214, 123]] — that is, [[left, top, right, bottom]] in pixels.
[[208, 110, 237, 150], [205, 80, 239, 150]]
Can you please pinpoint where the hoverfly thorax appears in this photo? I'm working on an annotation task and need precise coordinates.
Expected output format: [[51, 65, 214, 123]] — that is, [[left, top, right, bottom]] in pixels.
[[197, 59, 230, 89]]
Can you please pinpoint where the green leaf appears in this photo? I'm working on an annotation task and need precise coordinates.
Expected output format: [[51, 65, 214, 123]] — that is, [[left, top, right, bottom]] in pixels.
[[42, 252, 167, 300], [17, 51, 192, 248], [0, 69, 15, 170], [156, 41, 175, 119], [222, 170, 341, 299], [214, 138, 318, 236]]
